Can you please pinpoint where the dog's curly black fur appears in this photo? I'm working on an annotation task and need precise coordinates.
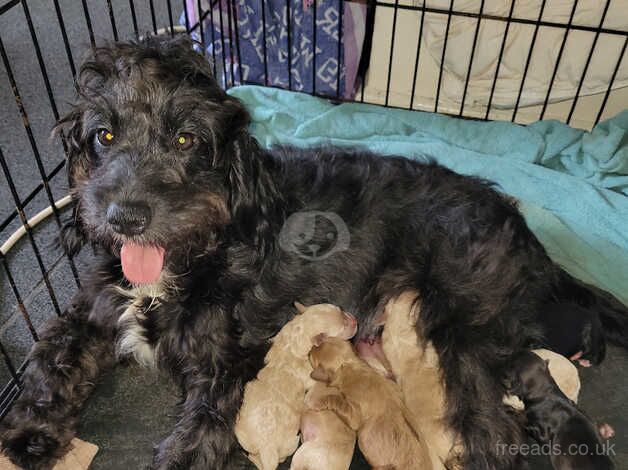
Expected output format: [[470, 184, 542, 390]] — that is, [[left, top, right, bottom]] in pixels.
[[2, 36, 627, 470]]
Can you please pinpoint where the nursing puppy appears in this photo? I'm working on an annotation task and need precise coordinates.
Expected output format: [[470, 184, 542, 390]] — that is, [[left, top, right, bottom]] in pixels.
[[375, 291, 462, 469], [290, 382, 356, 470], [370, 292, 582, 469], [235, 303, 357, 470], [538, 302, 606, 367], [307, 337, 441, 470], [509, 351, 614, 470]]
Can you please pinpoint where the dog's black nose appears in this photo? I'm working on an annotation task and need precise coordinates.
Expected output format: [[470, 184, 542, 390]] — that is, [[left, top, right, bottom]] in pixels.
[[106, 201, 152, 236]]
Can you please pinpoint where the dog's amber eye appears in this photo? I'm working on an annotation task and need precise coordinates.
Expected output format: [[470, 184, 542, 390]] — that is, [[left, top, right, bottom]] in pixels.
[[96, 129, 115, 146], [175, 133, 195, 151]]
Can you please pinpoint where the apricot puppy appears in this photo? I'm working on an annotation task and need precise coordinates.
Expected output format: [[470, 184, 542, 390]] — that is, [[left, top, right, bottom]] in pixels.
[[307, 337, 441, 469], [290, 382, 356, 470], [235, 303, 357, 470]]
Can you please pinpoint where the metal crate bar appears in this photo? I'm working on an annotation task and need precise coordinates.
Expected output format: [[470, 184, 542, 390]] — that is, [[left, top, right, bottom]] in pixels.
[[182, 0, 190, 32], [384, 0, 399, 106], [434, 0, 453, 113], [567, 0, 612, 125], [167, 0, 175, 36], [335, 0, 343, 98], [459, 0, 484, 116], [286, 0, 292, 90], [484, 0, 516, 120], [0, 340, 20, 390], [232, 1, 243, 85], [0, 146, 61, 316], [312, 0, 317, 94], [0, 159, 66, 235], [106, 0, 120, 41], [0, 0, 19, 16], [226, 0, 236, 86], [539, 0, 578, 120], [595, 36, 627, 126], [511, 0, 546, 122], [260, 0, 268, 86], [129, 0, 140, 38], [0, 253, 39, 342], [196, 0, 206, 53], [80, 0, 96, 47], [408, 0, 427, 110], [52, 0, 76, 77]]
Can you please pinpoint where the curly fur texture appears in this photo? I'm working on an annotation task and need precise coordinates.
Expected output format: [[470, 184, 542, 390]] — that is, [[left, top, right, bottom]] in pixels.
[[1, 35, 627, 470]]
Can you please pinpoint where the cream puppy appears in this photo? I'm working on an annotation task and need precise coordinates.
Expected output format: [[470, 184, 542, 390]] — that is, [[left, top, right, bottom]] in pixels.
[[235, 303, 357, 470]]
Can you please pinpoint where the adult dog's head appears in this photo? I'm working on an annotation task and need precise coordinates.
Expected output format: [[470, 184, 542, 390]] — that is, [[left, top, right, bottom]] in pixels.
[[59, 36, 278, 283]]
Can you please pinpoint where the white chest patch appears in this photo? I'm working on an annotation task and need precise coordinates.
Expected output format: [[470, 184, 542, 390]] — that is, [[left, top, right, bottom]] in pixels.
[[115, 283, 164, 368]]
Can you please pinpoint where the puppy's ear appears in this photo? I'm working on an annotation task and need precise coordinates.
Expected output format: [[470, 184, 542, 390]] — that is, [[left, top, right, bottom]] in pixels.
[[310, 366, 331, 383], [311, 333, 327, 347], [294, 301, 308, 314]]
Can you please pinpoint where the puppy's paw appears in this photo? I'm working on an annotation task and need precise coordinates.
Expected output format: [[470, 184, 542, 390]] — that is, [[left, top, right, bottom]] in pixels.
[[599, 423, 615, 439], [1, 423, 64, 470], [303, 393, 328, 412]]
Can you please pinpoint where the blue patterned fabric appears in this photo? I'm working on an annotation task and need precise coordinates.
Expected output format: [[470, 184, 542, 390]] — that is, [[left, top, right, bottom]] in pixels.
[[183, 0, 346, 97]]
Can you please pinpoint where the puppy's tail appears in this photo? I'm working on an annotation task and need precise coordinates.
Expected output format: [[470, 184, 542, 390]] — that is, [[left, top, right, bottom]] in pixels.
[[554, 270, 628, 350]]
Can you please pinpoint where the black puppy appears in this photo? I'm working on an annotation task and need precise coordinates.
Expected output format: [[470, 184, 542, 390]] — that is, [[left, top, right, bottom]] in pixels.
[[538, 302, 606, 367], [509, 351, 614, 470]]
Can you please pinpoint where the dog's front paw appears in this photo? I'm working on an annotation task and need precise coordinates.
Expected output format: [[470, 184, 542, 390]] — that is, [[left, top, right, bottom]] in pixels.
[[1, 423, 66, 470]]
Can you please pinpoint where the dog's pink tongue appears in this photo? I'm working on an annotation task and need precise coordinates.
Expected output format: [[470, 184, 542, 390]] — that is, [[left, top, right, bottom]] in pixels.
[[120, 243, 165, 285]]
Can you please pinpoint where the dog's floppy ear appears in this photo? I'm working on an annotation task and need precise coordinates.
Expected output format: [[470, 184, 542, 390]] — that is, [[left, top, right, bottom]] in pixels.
[[226, 134, 284, 257], [54, 107, 90, 191], [294, 301, 308, 314], [311, 333, 327, 347], [310, 366, 331, 383]]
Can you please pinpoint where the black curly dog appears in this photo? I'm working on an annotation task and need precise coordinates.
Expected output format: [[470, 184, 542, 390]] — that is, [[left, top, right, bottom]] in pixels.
[[1, 36, 626, 470]]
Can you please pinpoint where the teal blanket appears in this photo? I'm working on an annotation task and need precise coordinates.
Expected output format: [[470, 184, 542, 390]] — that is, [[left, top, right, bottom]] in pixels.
[[228, 86, 628, 305]]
